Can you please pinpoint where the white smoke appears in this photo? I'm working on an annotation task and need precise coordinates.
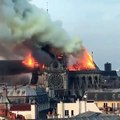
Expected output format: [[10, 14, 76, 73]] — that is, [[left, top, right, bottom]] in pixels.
[[67, 47, 85, 66], [0, 0, 82, 53], [0, 56, 6, 60]]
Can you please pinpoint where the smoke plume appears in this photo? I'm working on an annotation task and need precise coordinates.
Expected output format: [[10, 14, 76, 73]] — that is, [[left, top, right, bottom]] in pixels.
[[0, 0, 82, 54], [0, 73, 31, 85]]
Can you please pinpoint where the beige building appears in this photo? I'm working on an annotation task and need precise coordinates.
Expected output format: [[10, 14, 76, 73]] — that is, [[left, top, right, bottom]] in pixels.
[[95, 101, 120, 109], [87, 89, 120, 115], [57, 99, 101, 118]]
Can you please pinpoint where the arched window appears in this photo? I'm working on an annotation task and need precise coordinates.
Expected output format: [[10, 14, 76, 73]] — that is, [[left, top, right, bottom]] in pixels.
[[94, 76, 99, 88], [88, 76, 92, 81], [82, 76, 85, 80], [88, 76, 92, 88], [76, 76, 79, 81], [94, 76, 98, 80]]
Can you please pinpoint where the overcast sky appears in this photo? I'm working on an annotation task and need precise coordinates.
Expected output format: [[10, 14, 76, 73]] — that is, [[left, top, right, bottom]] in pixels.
[[30, 0, 120, 70]]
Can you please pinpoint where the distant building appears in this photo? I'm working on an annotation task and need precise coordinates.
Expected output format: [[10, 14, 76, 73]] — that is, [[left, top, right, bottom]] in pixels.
[[101, 63, 119, 88], [104, 62, 112, 72], [43, 59, 120, 103], [87, 89, 120, 115], [0, 85, 49, 119]]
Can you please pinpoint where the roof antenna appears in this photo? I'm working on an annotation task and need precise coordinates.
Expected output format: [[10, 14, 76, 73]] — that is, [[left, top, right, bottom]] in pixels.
[[46, 1, 48, 13], [92, 51, 94, 59]]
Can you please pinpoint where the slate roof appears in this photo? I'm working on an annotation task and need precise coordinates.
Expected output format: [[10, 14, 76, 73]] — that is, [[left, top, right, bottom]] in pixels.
[[87, 89, 120, 101], [68, 70, 101, 75], [49, 111, 120, 120], [0, 85, 49, 104], [101, 70, 117, 77], [72, 111, 120, 120]]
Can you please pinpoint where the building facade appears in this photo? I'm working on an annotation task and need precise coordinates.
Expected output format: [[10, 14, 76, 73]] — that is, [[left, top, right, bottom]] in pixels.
[[87, 89, 120, 115], [56, 99, 101, 118]]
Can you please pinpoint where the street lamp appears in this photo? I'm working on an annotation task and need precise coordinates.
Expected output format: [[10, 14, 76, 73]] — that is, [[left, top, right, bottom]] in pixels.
[[83, 94, 87, 112]]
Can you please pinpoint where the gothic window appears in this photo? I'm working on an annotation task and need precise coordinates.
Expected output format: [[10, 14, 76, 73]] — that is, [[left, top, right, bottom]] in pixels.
[[88, 76, 92, 81], [94, 76, 98, 80], [76, 76, 79, 80], [88, 76, 92, 88], [53, 61, 59, 68], [48, 74, 63, 89], [94, 76, 99, 88], [82, 76, 85, 80]]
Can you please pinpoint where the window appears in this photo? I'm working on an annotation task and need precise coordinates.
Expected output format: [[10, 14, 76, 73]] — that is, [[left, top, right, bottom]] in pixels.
[[112, 94, 115, 99], [71, 110, 74, 116], [82, 76, 85, 80], [117, 103, 120, 109], [118, 94, 120, 98], [88, 76, 92, 81], [112, 103, 115, 110], [65, 110, 69, 116], [94, 76, 98, 80], [22, 91, 25, 95], [17, 90, 20, 94], [103, 103, 108, 108]]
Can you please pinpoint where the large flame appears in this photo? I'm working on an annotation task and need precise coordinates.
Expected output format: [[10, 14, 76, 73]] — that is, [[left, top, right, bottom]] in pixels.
[[22, 53, 38, 68], [68, 49, 96, 71]]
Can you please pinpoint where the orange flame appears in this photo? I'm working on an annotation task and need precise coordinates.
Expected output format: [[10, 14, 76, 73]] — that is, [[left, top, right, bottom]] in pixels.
[[22, 53, 38, 68], [68, 49, 96, 71]]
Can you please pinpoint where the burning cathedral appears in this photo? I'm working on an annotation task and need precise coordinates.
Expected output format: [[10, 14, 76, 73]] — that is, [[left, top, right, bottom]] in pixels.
[[43, 47, 101, 99], [0, 1, 120, 119], [0, 0, 102, 99], [0, 0, 119, 100], [0, 44, 101, 99]]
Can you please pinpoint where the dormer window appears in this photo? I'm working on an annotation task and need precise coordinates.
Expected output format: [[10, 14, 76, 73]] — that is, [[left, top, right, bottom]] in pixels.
[[118, 94, 120, 98], [10, 91, 13, 95], [112, 94, 115, 99], [17, 90, 20, 94], [22, 91, 25, 95]]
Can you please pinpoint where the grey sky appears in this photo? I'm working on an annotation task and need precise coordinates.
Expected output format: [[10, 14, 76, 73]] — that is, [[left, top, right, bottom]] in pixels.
[[31, 0, 120, 70]]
